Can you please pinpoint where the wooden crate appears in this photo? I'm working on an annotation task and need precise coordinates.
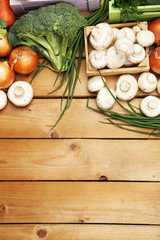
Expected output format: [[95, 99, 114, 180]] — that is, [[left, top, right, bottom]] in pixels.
[[84, 21, 150, 76]]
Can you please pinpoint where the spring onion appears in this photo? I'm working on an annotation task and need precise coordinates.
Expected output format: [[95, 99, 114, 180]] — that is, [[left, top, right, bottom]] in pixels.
[[87, 71, 160, 137]]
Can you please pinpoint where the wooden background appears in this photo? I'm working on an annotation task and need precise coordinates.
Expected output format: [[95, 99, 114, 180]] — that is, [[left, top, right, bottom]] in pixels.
[[0, 12, 160, 240]]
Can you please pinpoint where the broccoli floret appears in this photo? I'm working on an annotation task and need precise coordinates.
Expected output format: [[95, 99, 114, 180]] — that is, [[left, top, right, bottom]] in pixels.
[[0, 18, 7, 39], [8, 2, 87, 71]]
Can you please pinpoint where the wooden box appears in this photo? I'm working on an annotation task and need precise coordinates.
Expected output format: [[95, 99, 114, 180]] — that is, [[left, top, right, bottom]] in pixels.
[[84, 21, 150, 76]]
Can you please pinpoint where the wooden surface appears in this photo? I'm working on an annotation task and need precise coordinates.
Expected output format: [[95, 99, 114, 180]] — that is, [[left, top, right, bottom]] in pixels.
[[1, 13, 160, 240]]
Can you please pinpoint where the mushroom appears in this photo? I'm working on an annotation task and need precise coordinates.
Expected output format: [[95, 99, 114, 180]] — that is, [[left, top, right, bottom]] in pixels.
[[157, 79, 160, 95], [106, 46, 126, 69], [114, 37, 134, 57], [127, 44, 145, 64], [8, 81, 33, 107], [132, 25, 141, 35], [116, 27, 136, 42], [89, 22, 113, 50], [0, 90, 7, 110], [87, 76, 105, 92], [123, 58, 134, 67], [140, 96, 160, 117], [137, 30, 155, 47], [96, 87, 116, 109], [89, 49, 108, 69], [116, 74, 138, 101], [138, 72, 157, 93], [111, 27, 119, 43]]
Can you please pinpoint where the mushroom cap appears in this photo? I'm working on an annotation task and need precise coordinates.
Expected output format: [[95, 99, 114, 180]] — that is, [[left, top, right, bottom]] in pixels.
[[138, 72, 157, 93], [116, 27, 136, 42], [106, 46, 126, 69], [96, 87, 116, 109], [137, 30, 155, 47], [0, 90, 7, 110], [8, 81, 33, 107], [114, 37, 134, 57], [140, 96, 160, 117], [116, 74, 138, 101], [87, 76, 105, 92], [157, 79, 160, 95], [89, 49, 108, 69], [112, 27, 119, 43], [89, 23, 113, 50], [127, 44, 145, 64], [123, 58, 134, 67]]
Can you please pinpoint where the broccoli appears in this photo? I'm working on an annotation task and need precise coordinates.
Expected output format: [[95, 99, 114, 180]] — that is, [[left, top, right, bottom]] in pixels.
[[0, 18, 7, 39], [8, 2, 87, 71]]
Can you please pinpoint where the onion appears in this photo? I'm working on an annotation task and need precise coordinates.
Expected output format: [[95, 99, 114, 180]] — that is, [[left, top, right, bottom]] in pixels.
[[0, 33, 12, 57], [149, 18, 160, 45], [0, 61, 15, 89], [9, 46, 39, 74], [149, 47, 160, 74]]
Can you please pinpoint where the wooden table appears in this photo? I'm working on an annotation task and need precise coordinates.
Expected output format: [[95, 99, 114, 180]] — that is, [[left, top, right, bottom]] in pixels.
[[0, 15, 160, 239]]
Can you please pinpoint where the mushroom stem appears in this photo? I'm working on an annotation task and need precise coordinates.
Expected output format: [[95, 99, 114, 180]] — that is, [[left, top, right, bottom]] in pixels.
[[148, 99, 157, 109], [14, 86, 24, 96], [120, 81, 131, 92]]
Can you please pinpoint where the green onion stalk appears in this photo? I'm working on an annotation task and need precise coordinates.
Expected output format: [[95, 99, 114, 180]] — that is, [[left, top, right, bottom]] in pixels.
[[31, 0, 109, 129], [87, 71, 160, 137]]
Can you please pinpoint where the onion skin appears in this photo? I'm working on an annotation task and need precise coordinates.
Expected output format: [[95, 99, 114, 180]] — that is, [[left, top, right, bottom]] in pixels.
[[149, 47, 160, 74], [9, 46, 39, 74], [0, 0, 15, 27], [0, 33, 12, 57], [0, 61, 15, 89], [149, 18, 160, 45]]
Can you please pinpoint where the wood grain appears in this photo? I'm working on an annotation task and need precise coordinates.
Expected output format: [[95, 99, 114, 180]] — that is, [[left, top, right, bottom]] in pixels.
[[15, 59, 159, 97], [0, 224, 160, 240], [0, 182, 160, 224], [0, 139, 160, 181], [0, 98, 159, 138]]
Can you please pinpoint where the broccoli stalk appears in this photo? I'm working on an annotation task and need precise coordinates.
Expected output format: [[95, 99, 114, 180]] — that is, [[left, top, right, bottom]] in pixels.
[[8, 2, 87, 72]]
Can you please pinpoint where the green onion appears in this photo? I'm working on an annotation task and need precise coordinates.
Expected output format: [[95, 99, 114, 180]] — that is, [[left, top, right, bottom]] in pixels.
[[86, 71, 160, 137], [49, 0, 109, 129], [31, 1, 109, 129]]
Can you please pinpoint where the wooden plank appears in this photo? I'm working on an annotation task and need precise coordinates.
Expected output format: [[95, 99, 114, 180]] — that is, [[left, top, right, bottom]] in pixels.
[[0, 98, 159, 138], [0, 139, 160, 181], [0, 224, 160, 240], [15, 59, 159, 97], [0, 182, 160, 224]]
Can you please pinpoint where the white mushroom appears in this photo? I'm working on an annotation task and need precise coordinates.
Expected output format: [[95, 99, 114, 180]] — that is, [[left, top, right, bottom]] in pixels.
[[157, 80, 160, 95], [140, 96, 160, 117], [111, 27, 119, 43], [116, 74, 138, 101], [132, 25, 141, 35], [127, 44, 145, 64], [89, 49, 108, 69], [123, 58, 134, 67], [106, 46, 126, 69], [116, 27, 136, 42], [0, 90, 7, 110], [8, 81, 33, 107], [96, 87, 116, 109], [114, 37, 134, 57], [87, 76, 105, 92], [89, 23, 113, 50], [137, 30, 155, 47], [138, 72, 157, 93]]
